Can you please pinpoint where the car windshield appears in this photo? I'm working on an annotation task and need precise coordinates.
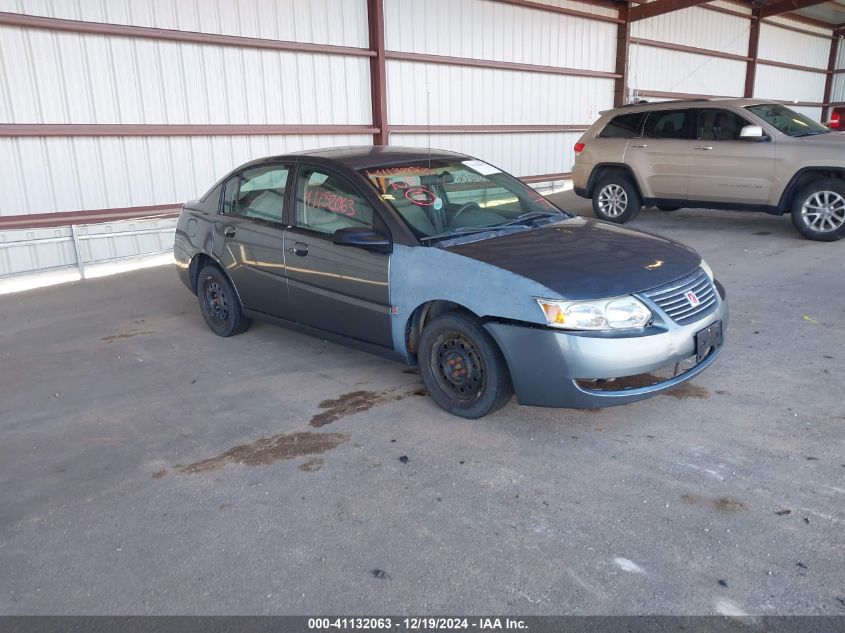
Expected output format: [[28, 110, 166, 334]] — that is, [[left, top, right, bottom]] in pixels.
[[745, 103, 829, 137], [360, 159, 569, 242]]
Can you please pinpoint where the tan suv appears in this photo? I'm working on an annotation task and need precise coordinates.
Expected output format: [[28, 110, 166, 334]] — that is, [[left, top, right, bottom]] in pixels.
[[572, 98, 845, 241]]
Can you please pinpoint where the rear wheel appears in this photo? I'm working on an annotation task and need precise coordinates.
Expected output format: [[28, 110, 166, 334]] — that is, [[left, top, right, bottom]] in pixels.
[[592, 173, 642, 223], [197, 264, 252, 336], [790, 179, 845, 241], [418, 312, 513, 419]]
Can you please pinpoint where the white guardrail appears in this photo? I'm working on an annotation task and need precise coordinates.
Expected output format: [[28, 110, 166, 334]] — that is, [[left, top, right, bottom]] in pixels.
[[0, 215, 178, 280]]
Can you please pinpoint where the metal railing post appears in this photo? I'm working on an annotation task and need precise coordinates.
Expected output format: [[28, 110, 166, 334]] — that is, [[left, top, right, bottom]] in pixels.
[[70, 224, 85, 279]]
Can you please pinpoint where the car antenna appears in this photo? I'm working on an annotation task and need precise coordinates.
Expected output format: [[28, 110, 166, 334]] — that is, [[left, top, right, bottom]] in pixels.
[[427, 89, 432, 175]]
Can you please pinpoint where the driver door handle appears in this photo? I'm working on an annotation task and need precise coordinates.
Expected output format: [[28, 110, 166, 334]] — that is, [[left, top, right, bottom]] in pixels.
[[223, 225, 236, 238], [693, 146, 714, 151], [290, 242, 308, 257], [630, 144, 648, 148]]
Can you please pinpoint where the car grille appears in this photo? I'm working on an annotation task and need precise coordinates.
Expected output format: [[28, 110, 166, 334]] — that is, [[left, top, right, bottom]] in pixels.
[[641, 268, 718, 326]]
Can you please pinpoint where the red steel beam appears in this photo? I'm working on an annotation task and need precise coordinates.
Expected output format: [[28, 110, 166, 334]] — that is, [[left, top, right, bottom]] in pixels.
[[629, 0, 713, 22], [367, 0, 389, 146], [745, 8, 761, 97], [614, 3, 630, 107]]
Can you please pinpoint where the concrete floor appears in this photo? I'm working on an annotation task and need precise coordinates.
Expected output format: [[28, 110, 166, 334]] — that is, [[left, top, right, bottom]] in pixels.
[[1, 197, 844, 615]]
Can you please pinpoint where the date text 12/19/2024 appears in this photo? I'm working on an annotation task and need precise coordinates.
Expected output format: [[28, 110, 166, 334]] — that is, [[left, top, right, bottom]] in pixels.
[[307, 618, 527, 630]]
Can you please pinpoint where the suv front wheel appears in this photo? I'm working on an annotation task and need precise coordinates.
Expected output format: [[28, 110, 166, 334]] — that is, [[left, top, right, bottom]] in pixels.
[[791, 179, 845, 242], [592, 173, 642, 223]]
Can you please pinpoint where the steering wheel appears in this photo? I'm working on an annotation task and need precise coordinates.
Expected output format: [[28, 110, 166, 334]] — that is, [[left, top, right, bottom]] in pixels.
[[449, 202, 482, 227]]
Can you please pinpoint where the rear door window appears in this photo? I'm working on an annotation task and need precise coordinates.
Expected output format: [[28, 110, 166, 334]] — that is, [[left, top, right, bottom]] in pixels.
[[643, 109, 693, 139], [599, 112, 646, 138]]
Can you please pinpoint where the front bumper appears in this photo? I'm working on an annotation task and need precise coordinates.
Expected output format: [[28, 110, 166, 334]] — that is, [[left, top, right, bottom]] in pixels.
[[485, 286, 728, 408]]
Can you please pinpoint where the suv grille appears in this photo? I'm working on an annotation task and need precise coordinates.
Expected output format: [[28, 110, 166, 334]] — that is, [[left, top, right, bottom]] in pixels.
[[641, 268, 718, 326]]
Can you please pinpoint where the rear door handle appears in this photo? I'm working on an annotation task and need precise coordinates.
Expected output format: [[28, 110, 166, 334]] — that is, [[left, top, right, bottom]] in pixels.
[[693, 146, 713, 151], [223, 225, 236, 238], [630, 144, 648, 148], [290, 242, 308, 257]]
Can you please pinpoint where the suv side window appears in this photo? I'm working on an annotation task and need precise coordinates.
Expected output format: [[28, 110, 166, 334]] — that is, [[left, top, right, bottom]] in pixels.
[[643, 109, 693, 140], [599, 112, 646, 138], [295, 168, 375, 235], [696, 109, 755, 141]]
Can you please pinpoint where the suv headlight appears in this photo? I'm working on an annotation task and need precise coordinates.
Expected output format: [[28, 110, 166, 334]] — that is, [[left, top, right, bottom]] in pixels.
[[700, 259, 714, 281], [536, 296, 652, 330]]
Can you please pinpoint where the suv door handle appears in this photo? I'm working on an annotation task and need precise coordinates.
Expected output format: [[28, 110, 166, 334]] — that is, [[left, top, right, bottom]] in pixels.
[[693, 146, 713, 151], [290, 242, 308, 257], [223, 225, 236, 238], [630, 144, 648, 148]]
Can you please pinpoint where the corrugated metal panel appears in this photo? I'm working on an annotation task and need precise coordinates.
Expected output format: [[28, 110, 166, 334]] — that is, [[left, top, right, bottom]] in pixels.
[[0, 0, 370, 47], [387, 60, 613, 126], [831, 74, 845, 103], [0, 216, 176, 278], [836, 40, 845, 70], [628, 45, 745, 96], [758, 22, 830, 69], [0, 26, 372, 125], [390, 131, 582, 178], [709, 1, 752, 15], [631, 6, 750, 57], [530, 0, 617, 18], [765, 15, 832, 38], [754, 65, 826, 104], [385, 0, 617, 71], [0, 134, 373, 216]]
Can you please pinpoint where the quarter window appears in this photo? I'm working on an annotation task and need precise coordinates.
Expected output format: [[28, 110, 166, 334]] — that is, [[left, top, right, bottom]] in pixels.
[[599, 112, 646, 138], [643, 109, 692, 140], [295, 169, 374, 235]]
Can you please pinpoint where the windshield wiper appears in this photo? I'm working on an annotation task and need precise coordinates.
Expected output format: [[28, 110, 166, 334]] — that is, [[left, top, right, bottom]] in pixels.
[[497, 210, 565, 227], [418, 225, 527, 243], [794, 130, 829, 137]]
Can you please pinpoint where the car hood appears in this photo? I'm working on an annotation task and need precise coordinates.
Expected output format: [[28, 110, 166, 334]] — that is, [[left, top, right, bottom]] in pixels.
[[443, 216, 702, 300]]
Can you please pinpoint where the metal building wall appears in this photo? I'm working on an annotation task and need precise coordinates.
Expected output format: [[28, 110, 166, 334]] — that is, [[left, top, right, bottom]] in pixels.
[[628, 3, 750, 100], [384, 0, 618, 181], [753, 17, 832, 122]]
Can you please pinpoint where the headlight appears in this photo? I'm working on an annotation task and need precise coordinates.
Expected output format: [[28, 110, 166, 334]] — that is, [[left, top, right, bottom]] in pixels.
[[536, 296, 652, 330], [700, 259, 714, 281]]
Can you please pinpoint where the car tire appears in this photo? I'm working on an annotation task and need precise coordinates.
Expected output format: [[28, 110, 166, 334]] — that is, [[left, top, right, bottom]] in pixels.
[[657, 205, 681, 212], [197, 264, 252, 337], [592, 173, 642, 223], [790, 179, 845, 242], [418, 311, 513, 419]]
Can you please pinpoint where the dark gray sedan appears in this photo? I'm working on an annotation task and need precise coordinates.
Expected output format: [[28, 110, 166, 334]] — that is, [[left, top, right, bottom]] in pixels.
[[174, 146, 727, 418]]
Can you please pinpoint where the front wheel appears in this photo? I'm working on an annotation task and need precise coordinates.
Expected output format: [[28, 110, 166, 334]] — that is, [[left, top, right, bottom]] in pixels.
[[197, 264, 252, 336], [592, 174, 642, 223], [790, 179, 845, 241], [418, 312, 513, 419]]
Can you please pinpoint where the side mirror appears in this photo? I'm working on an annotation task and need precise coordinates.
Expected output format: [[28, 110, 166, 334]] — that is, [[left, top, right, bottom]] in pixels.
[[739, 124, 766, 141], [332, 227, 391, 253]]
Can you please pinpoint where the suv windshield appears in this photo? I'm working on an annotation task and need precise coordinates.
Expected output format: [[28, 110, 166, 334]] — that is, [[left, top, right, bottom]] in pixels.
[[745, 103, 828, 137], [360, 159, 568, 242]]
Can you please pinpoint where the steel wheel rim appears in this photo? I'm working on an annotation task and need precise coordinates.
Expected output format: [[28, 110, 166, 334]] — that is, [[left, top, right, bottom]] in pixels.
[[429, 331, 485, 404], [598, 184, 628, 218], [203, 277, 229, 323], [801, 190, 845, 232]]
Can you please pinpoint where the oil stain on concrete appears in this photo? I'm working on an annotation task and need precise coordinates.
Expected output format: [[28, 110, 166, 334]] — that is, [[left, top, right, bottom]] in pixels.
[[310, 389, 426, 428], [100, 329, 156, 343], [682, 493, 746, 512], [178, 431, 348, 475]]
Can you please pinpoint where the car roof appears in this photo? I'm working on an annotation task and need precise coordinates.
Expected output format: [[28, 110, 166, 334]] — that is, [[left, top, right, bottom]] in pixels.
[[604, 97, 781, 115], [240, 145, 470, 171]]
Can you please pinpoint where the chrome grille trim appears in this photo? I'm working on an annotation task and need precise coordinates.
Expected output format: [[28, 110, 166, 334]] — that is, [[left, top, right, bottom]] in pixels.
[[641, 268, 718, 326]]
